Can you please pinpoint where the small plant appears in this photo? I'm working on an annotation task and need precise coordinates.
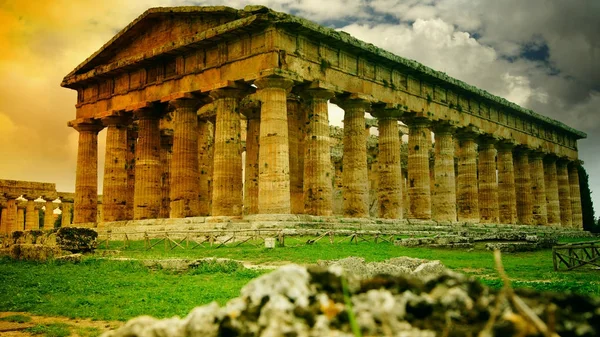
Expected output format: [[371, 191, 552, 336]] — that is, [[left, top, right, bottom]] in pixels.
[[56, 227, 98, 253], [320, 59, 331, 73], [449, 102, 454, 109], [382, 79, 389, 87], [456, 104, 463, 112], [426, 93, 432, 103], [25, 323, 71, 337], [0, 314, 31, 323]]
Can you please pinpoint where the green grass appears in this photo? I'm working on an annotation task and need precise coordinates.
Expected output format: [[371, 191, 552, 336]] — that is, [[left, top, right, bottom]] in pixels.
[[77, 326, 102, 337], [25, 323, 71, 337], [1, 236, 598, 322], [0, 314, 32, 323], [0, 257, 262, 321]]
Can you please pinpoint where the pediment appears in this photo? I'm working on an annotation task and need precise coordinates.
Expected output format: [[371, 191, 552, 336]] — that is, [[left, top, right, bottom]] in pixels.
[[69, 7, 240, 77]]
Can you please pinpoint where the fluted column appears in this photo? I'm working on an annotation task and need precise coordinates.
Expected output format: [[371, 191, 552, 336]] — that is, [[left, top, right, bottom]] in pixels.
[[335, 97, 370, 218], [287, 95, 304, 214], [376, 116, 402, 219], [198, 118, 213, 215], [126, 124, 137, 219], [456, 130, 479, 223], [133, 107, 163, 220], [25, 199, 38, 230], [557, 159, 573, 227], [16, 202, 25, 231], [61, 201, 73, 227], [478, 137, 499, 223], [254, 77, 294, 214], [568, 162, 583, 229], [159, 129, 173, 218], [497, 141, 517, 224], [102, 116, 130, 222], [243, 109, 260, 215], [70, 119, 103, 224], [44, 198, 55, 228], [514, 147, 533, 225], [432, 124, 456, 222], [529, 151, 548, 226], [4, 196, 17, 234], [0, 206, 6, 234], [544, 156, 561, 226], [210, 88, 245, 216], [169, 99, 202, 218], [406, 117, 432, 219], [300, 89, 335, 216]]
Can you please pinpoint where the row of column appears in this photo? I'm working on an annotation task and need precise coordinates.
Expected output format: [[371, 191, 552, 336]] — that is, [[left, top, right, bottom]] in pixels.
[[70, 77, 583, 228], [0, 197, 73, 234]]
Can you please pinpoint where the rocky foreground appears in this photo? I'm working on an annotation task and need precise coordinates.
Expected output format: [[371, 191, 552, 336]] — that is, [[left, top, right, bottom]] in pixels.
[[102, 257, 600, 337]]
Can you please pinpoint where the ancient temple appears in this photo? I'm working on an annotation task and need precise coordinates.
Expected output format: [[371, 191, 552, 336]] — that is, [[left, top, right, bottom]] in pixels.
[[60, 6, 586, 228]]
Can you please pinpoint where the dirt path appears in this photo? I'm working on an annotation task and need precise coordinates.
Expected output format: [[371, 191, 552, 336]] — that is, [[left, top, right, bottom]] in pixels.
[[0, 312, 122, 337]]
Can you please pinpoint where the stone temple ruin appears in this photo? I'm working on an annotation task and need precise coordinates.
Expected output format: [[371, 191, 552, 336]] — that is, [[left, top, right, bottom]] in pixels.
[[50, 5, 587, 232]]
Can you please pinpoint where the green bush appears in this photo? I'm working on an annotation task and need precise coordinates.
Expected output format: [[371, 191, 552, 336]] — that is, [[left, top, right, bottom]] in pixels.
[[56, 227, 98, 253]]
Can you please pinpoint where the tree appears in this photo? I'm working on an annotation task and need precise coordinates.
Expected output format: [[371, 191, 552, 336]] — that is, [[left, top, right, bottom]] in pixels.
[[578, 165, 598, 232]]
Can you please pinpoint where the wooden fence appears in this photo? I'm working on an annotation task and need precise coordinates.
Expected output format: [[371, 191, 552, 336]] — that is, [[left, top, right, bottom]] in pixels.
[[552, 240, 600, 271]]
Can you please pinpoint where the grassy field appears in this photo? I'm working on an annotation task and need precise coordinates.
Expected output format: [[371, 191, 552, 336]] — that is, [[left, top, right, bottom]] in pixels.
[[1, 236, 598, 322]]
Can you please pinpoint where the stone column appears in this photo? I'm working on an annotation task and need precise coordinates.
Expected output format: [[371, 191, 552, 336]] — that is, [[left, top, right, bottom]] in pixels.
[[477, 137, 499, 223], [133, 107, 163, 220], [44, 198, 55, 228], [376, 116, 402, 219], [61, 201, 73, 227], [25, 199, 38, 230], [198, 118, 214, 215], [254, 77, 294, 214], [300, 89, 335, 216], [514, 147, 533, 225], [405, 117, 432, 219], [335, 97, 370, 218], [556, 159, 573, 227], [102, 116, 130, 222], [0, 206, 6, 235], [126, 123, 137, 219], [529, 151, 548, 226], [456, 130, 479, 223], [568, 162, 583, 229], [159, 129, 173, 218], [170, 98, 202, 218], [70, 119, 103, 224], [210, 88, 245, 216], [432, 124, 457, 222], [544, 156, 561, 226], [4, 196, 17, 234], [16, 202, 25, 231], [243, 110, 260, 215], [497, 141, 517, 224], [287, 95, 304, 214]]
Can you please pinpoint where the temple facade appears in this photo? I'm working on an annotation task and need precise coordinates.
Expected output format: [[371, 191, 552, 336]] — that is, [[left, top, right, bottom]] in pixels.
[[60, 6, 586, 228]]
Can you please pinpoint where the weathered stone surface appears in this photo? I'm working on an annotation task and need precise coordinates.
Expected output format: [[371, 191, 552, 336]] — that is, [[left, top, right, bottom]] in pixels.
[[406, 118, 432, 220], [71, 120, 103, 224], [557, 159, 573, 227], [432, 124, 456, 223], [169, 99, 202, 218], [255, 77, 294, 214], [25, 199, 38, 230], [477, 137, 499, 223], [287, 96, 304, 214], [126, 124, 137, 219], [9, 244, 64, 261], [569, 163, 583, 229], [376, 116, 402, 219], [497, 142, 517, 224], [456, 130, 479, 223], [198, 118, 214, 216], [336, 97, 370, 218], [102, 116, 130, 222], [159, 128, 173, 219], [514, 148, 533, 225], [529, 151, 548, 226], [133, 108, 163, 220], [301, 89, 335, 216], [544, 156, 561, 226], [243, 113, 260, 215], [211, 89, 244, 216]]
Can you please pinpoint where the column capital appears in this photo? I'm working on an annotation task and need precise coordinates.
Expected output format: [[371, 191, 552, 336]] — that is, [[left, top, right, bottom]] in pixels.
[[496, 139, 518, 151], [209, 87, 248, 100], [254, 76, 295, 91], [529, 148, 548, 160], [101, 114, 132, 127], [404, 116, 431, 128], [298, 88, 335, 101], [478, 134, 500, 148], [431, 121, 457, 135], [240, 93, 261, 119], [455, 126, 482, 141], [513, 145, 532, 155], [3, 192, 20, 199], [169, 98, 203, 111], [68, 118, 104, 133], [331, 94, 373, 111], [371, 103, 404, 119], [134, 106, 163, 120]]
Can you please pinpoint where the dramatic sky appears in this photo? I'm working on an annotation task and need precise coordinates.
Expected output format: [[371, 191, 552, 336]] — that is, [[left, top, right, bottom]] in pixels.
[[1, 0, 598, 216]]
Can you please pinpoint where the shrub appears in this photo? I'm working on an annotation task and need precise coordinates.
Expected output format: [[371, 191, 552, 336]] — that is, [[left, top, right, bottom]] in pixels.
[[56, 227, 98, 253]]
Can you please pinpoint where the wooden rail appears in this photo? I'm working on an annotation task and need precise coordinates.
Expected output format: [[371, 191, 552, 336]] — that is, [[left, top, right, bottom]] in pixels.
[[552, 240, 600, 271]]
